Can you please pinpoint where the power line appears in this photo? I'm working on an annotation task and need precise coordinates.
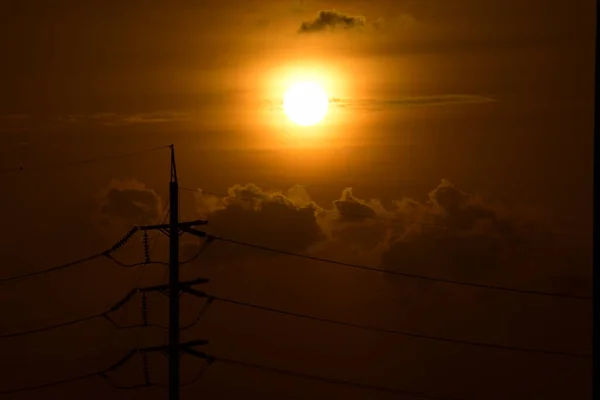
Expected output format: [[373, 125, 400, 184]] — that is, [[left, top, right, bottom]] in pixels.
[[0, 313, 102, 339], [1, 286, 146, 339], [105, 254, 168, 268], [156, 360, 211, 389], [181, 298, 214, 330], [180, 236, 215, 265], [213, 296, 590, 359], [0, 369, 102, 396], [0, 144, 170, 174], [0, 348, 158, 395], [208, 236, 592, 300], [180, 365, 208, 388], [0, 349, 139, 395], [0, 346, 461, 400], [211, 356, 465, 400], [0, 251, 108, 284], [0, 226, 156, 284]]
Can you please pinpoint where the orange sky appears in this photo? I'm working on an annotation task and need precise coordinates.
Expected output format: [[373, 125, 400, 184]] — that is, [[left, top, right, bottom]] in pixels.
[[0, 1, 595, 399]]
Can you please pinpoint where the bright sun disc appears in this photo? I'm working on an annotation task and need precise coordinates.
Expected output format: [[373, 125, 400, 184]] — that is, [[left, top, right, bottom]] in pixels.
[[283, 81, 329, 126]]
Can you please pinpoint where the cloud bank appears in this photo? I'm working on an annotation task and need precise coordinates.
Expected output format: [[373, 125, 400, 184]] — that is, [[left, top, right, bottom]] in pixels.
[[96, 178, 590, 296], [190, 180, 587, 288]]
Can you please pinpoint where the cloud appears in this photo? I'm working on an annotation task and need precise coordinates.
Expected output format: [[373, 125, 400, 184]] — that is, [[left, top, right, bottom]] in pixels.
[[98, 179, 163, 227], [380, 181, 510, 279], [195, 184, 324, 253], [299, 10, 366, 33], [331, 95, 496, 110], [59, 111, 193, 126], [189, 179, 589, 296]]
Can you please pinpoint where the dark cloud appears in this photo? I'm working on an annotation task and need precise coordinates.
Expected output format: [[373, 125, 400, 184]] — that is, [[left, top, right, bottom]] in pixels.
[[324, 188, 389, 253], [427, 179, 502, 230], [381, 231, 506, 281], [189, 180, 588, 297], [379, 180, 587, 291], [195, 183, 324, 253], [332, 187, 377, 220], [98, 179, 163, 227], [299, 10, 365, 33]]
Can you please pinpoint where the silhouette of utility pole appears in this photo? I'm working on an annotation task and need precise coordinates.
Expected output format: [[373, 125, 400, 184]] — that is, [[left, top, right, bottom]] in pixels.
[[138, 145, 210, 400], [594, 1, 599, 397], [592, 1, 600, 399]]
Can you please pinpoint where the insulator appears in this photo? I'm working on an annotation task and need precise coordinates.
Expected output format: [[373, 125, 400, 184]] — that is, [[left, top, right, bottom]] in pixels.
[[143, 231, 150, 264], [108, 227, 140, 255]]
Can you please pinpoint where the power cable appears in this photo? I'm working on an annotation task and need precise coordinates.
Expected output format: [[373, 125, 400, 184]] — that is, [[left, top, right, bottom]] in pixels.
[[213, 296, 590, 359], [1, 287, 144, 339], [210, 355, 464, 400], [0, 370, 102, 396], [208, 236, 591, 300], [103, 255, 168, 267], [180, 364, 209, 388], [0, 349, 140, 395], [0, 227, 141, 284], [0, 252, 107, 284], [180, 236, 215, 265], [0, 313, 102, 339], [155, 360, 211, 389], [181, 298, 214, 331]]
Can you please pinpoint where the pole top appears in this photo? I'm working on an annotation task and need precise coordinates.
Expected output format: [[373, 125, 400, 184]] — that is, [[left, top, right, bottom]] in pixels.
[[169, 144, 178, 183]]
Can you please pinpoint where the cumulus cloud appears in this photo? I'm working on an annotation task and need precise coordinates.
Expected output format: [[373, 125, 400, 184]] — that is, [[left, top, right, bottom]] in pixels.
[[299, 10, 366, 33], [98, 179, 163, 227], [189, 179, 588, 296], [195, 183, 324, 253]]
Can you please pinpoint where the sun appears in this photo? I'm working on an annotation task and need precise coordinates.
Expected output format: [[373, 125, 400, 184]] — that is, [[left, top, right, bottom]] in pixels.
[[283, 81, 329, 126]]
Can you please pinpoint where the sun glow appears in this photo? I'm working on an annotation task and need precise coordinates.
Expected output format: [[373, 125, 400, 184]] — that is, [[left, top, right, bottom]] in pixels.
[[283, 81, 329, 126]]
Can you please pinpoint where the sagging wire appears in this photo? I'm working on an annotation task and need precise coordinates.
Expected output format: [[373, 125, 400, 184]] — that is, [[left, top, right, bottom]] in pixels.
[[181, 297, 215, 331]]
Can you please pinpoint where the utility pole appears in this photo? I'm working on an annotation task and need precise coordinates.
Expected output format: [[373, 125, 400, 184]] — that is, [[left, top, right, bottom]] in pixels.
[[594, 1, 599, 398], [138, 145, 210, 400], [169, 145, 180, 400]]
